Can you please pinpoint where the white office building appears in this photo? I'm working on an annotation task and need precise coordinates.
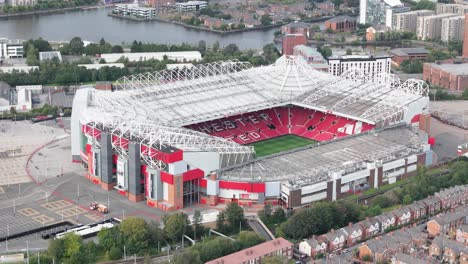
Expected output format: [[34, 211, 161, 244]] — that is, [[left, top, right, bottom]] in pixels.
[[113, 4, 157, 19], [174, 1, 207, 12], [0, 38, 24, 59], [328, 55, 392, 83]]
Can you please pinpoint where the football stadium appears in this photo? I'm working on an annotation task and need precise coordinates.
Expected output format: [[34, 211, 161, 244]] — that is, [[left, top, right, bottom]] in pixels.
[[71, 56, 433, 211]]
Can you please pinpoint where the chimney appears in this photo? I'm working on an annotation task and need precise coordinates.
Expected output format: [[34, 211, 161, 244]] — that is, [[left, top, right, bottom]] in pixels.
[[312, 235, 316, 239], [349, 222, 353, 227], [331, 229, 335, 234]]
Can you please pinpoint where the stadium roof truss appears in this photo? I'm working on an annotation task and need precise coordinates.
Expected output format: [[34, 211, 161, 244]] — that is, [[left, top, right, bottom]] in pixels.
[[83, 56, 428, 169]]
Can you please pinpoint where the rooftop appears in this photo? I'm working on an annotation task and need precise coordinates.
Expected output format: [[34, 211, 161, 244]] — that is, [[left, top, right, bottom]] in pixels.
[[326, 15, 356, 23], [426, 62, 468, 76], [218, 126, 423, 185], [205, 238, 293, 264], [390, 48, 429, 56], [393, 252, 427, 264]]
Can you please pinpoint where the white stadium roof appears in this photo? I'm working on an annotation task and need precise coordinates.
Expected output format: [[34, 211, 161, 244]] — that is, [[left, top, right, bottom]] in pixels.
[[88, 56, 428, 128]]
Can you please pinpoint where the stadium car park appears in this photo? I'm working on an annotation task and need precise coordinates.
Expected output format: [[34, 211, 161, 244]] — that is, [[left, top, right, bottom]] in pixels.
[[71, 55, 431, 211]]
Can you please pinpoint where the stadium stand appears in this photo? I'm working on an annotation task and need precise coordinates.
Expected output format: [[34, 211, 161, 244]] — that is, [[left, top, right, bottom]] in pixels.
[[186, 106, 374, 144]]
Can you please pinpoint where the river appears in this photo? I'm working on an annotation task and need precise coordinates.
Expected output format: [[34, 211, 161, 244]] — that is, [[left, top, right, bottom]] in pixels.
[[0, 7, 278, 50]]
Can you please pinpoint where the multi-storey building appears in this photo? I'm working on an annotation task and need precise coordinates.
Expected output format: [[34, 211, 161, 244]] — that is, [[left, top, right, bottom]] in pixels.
[[417, 13, 456, 40], [113, 4, 157, 19], [293, 45, 328, 72], [8, 0, 37, 6], [328, 55, 392, 82], [174, 1, 207, 12], [324, 15, 357, 32], [360, 0, 410, 26], [281, 34, 306, 56], [441, 15, 465, 42], [436, 3, 468, 15], [463, 14, 468, 58], [392, 10, 434, 33], [423, 62, 468, 91], [0, 38, 24, 59]]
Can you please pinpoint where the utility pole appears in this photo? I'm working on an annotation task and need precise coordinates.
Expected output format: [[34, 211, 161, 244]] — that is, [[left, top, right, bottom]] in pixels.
[[27, 240, 29, 264], [124, 245, 126, 260]]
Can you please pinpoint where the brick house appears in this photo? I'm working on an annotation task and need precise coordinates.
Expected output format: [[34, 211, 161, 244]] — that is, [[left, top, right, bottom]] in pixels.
[[422, 195, 442, 215], [342, 222, 364, 246], [427, 207, 468, 237], [359, 217, 382, 238], [298, 235, 328, 258], [281, 22, 310, 38], [376, 212, 397, 231], [391, 252, 428, 264], [317, 1, 335, 11], [408, 201, 428, 221], [323, 228, 348, 252], [430, 236, 467, 264], [393, 207, 412, 226], [435, 185, 468, 209], [456, 225, 468, 244]]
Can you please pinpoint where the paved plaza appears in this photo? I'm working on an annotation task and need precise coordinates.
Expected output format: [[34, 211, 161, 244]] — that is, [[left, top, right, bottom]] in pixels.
[[430, 101, 468, 129]]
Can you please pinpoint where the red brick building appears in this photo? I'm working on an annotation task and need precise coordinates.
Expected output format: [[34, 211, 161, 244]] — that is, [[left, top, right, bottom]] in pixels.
[[324, 15, 356, 32], [463, 14, 468, 58], [423, 62, 468, 91], [281, 22, 311, 38], [282, 34, 307, 56], [206, 238, 294, 264], [389, 48, 429, 66]]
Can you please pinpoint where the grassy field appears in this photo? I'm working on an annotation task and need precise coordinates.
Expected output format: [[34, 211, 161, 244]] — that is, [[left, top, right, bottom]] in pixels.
[[249, 135, 317, 157]]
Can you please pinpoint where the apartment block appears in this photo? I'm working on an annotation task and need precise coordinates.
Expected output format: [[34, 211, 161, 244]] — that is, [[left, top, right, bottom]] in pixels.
[[436, 3, 468, 15], [417, 13, 456, 40], [8, 0, 37, 6], [392, 10, 434, 33], [441, 15, 465, 42]]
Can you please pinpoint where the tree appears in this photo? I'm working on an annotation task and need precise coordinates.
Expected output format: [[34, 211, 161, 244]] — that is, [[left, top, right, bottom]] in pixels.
[[225, 202, 245, 232], [163, 212, 189, 243], [365, 205, 382, 217], [346, 48, 352, 55], [272, 207, 286, 224], [192, 209, 205, 239], [62, 233, 84, 261], [462, 88, 468, 100], [237, 231, 265, 248], [108, 246, 123, 260], [197, 40, 207, 54], [260, 14, 272, 25], [171, 251, 202, 264], [216, 211, 227, 233], [311, 24, 321, 32], [111, 45, 124, 53], [69, 37, 85, 55], [48, 238, 66, 262], [415, 0, 436, 10], [26, 45, 39, 66], [119, 217, 150, 254], [9, 106, 16, 116], [98, 227, 122, 252], [402, 194, 413, 205], [222, 43, 239, 56], [212, 41, 220, 52]]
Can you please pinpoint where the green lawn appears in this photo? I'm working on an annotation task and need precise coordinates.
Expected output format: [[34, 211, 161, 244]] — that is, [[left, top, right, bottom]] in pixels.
[[249, 135, 317, 157]]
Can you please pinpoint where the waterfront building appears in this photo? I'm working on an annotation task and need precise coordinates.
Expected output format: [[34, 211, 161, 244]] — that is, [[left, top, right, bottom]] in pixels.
[[293, 45, 328, 72], [389, 48, 428, 66], [100, 51, 202, 63], [441, 15, 465, 42], [281, 22, 311, 38], [417, 13, 456, 40], [423, 62, 468, 91], [113, 4, 157, 19], [359, 0, 409, 26], [174, 1, 207, 12], [328, 55, 392, 82], [392, 10, 435, 33], [282, 34, 307, 56], [324, 15, 357, 32], [366, 25, 390, 41], [0, 38, 24, 59], [8, 0, 37, 6]]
